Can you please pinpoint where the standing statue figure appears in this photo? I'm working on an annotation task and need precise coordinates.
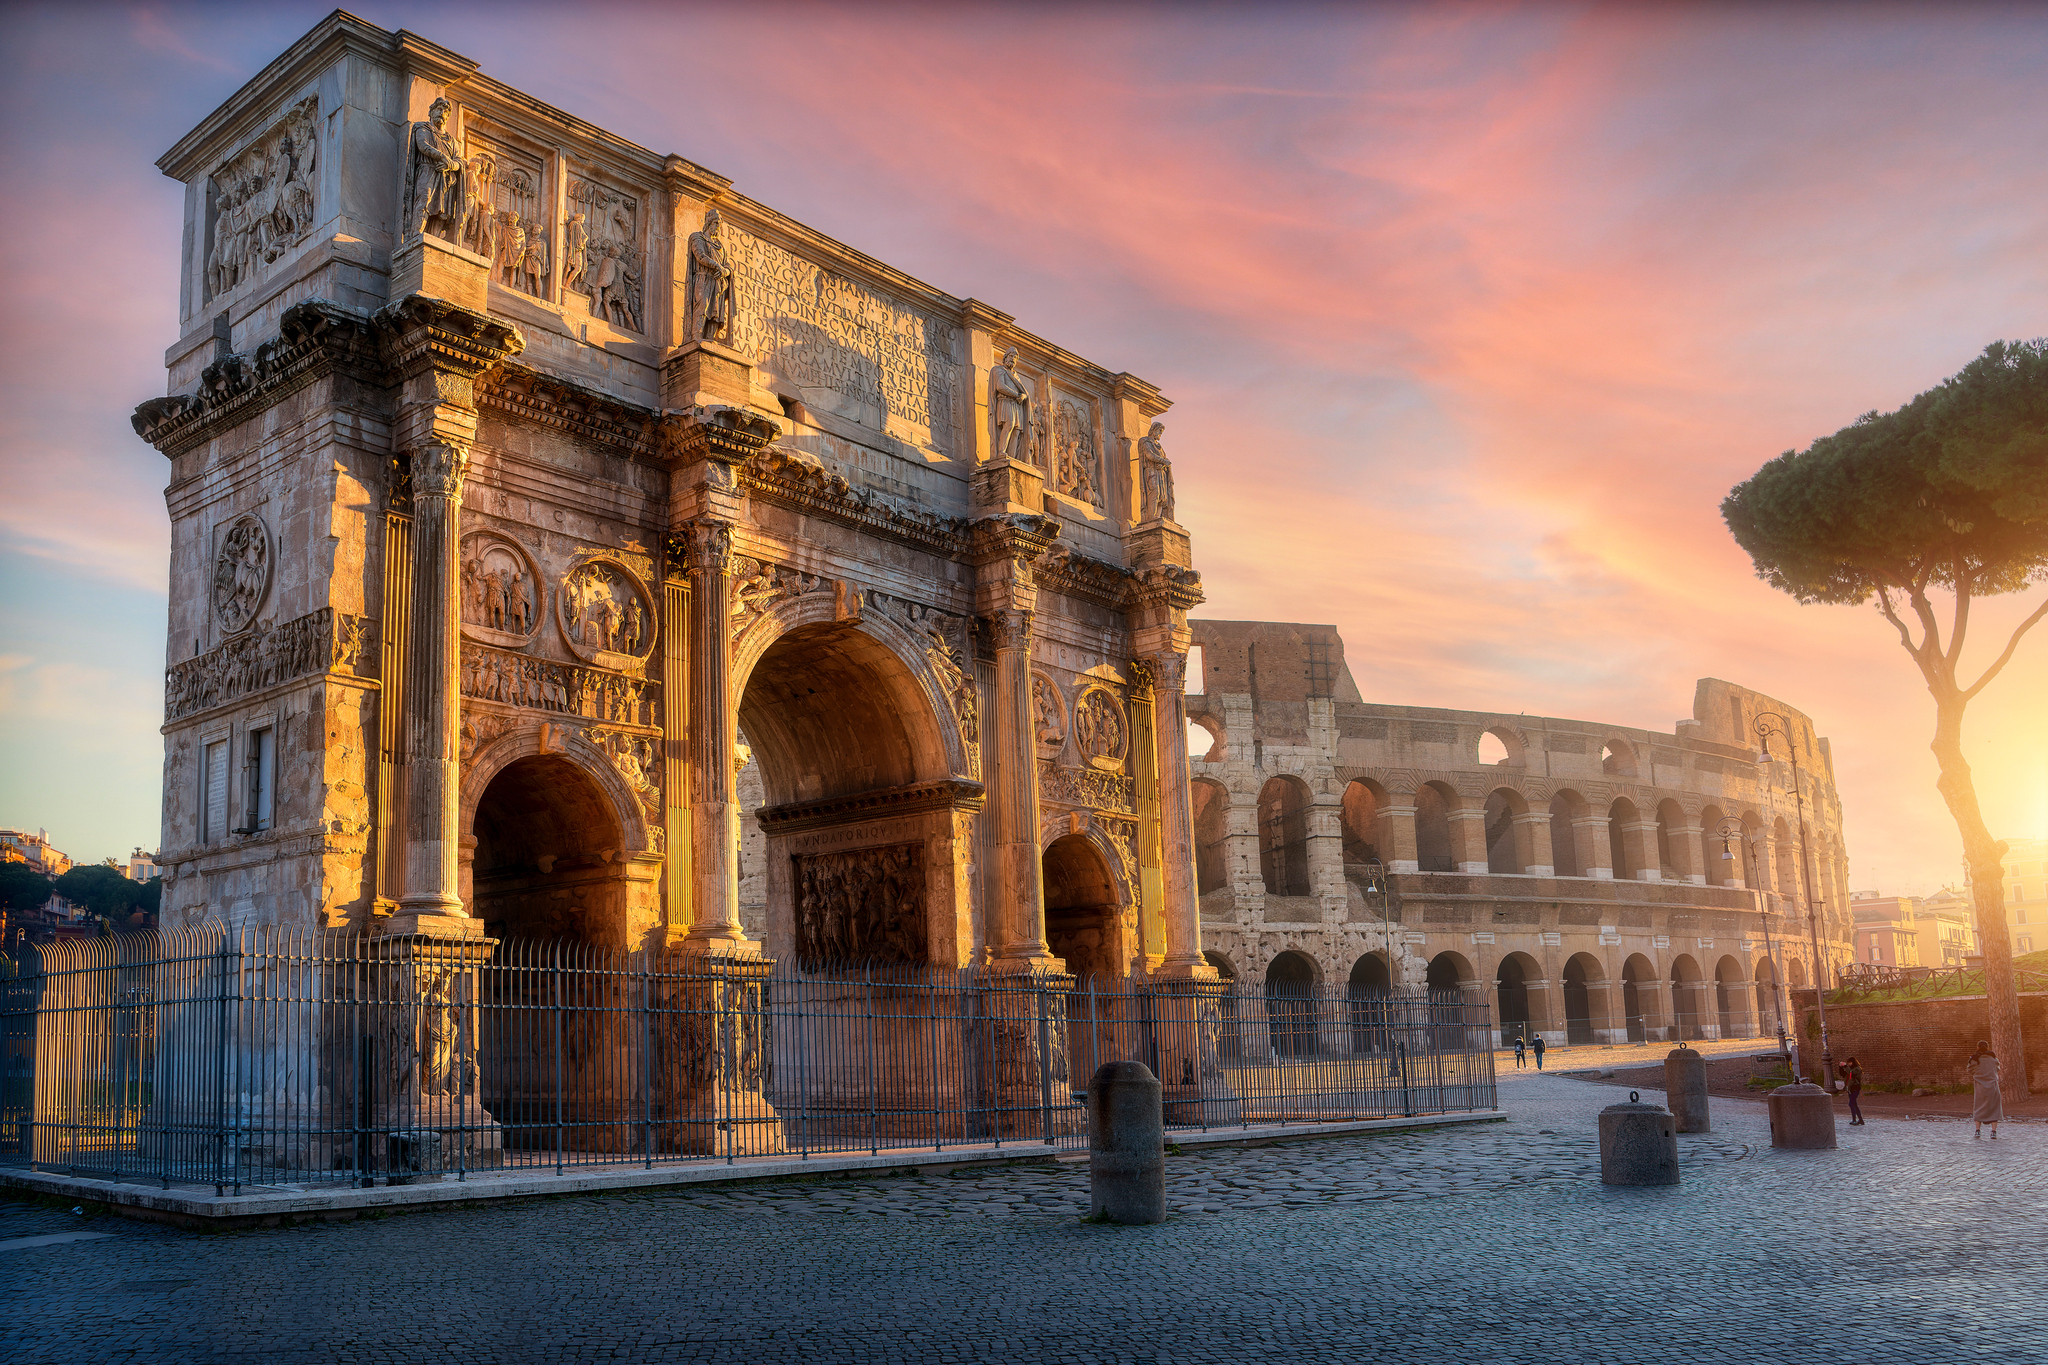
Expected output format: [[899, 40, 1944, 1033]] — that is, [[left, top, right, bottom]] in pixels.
[[1139, 421, 1176, 523], [989, 347, 1033, 464], [403, 97, 465, 241], [561, 211, 590, 295], [688, 207, 735, 342]]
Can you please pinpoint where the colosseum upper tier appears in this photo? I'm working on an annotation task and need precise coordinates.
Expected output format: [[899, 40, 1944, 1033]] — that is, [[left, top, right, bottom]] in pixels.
[[1185, 621, 1855, 1046]]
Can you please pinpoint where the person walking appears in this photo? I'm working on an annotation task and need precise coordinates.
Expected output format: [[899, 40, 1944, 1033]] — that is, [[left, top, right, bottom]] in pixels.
[[1838, 1057, 1865, 1125], [1531, 1034, 1547, 1071], [1513, 1035, 1527, 1070], [1968, 1042, 2002, 1139]]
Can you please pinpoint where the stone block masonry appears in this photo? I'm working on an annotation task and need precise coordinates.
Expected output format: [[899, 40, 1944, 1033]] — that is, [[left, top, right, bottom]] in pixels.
[[1791, 990, 2048, 1092]]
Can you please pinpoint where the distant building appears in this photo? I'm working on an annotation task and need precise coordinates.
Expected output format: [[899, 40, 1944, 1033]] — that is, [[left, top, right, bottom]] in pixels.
[[1995, 836, 2048, 956], [1850, 893, 1921, 967], [126, 847, 160, 883], [1, 828, 73, 878], [1915, 886, 1979, 967]]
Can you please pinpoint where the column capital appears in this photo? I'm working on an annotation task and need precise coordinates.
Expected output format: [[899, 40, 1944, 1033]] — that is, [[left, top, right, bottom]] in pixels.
[[970, 512, 1060, 618], [1135, 652, 1188, 695], [410, 440, 470, 499], [988, 607, 1034, 653], [681, 518, 738, 578]]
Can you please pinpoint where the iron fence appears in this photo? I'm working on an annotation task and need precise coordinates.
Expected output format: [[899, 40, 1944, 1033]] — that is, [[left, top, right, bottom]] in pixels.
[[0, 927, 1496, 1192]]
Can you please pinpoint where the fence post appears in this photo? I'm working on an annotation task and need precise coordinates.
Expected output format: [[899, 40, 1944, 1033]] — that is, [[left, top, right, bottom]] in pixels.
[[642, 952, 654, 1169], [553, 943, 565, 1176], [212, 936, 231, 1196], [1035, 978, 1054, 1146]]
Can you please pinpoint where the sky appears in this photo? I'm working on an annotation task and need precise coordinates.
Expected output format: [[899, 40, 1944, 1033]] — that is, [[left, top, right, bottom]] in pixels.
[[0, 1, 2042, 892]]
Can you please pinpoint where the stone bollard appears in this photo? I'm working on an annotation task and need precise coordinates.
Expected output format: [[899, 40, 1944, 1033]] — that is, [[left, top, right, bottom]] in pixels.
[[1088, 1060, 1166, 1225], [1664, 1046, 1710, 1133], [1599, 1093, 1680, 1186], [1767, 1082, 1837, 1150]]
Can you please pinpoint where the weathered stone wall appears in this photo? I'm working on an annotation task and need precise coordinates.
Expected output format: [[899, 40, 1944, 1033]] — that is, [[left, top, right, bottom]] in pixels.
[[1791, 991, 2048, 1092], [1188, 619, 1855, 1045]]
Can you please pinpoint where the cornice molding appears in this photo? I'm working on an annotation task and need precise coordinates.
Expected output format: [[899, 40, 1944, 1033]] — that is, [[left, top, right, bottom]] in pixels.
[[755, 779, 986, 835], [742, 447, 969, 555]]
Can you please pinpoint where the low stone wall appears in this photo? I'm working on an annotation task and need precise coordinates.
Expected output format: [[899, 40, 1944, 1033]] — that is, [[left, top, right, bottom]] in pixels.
[[1789, 990, 2048, 1090]]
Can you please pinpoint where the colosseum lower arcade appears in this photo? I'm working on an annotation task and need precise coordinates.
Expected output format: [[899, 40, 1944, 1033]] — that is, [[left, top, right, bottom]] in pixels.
[[1181, 622, 1856, 1047]]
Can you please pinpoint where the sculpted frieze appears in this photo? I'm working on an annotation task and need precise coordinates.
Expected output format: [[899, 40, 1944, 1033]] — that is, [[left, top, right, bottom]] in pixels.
[[461, 644, 655, 728], [165, 607, 372, 722], [793, 843, 927, 968], [1032, 674, 1067, 760], [212, 514, 272, 634], [733, 558, 832, 640], [590, 726, 661, 829], [558, 558, 655, 669], [461, 130, 550, 299], [1051, 397, 1102, 508], [207, 96, 318, 299], [726, 223, 961, 454], [1037, 759, 1135, 816], [459, 532, 542, 649], [869, 591, 980, 756]]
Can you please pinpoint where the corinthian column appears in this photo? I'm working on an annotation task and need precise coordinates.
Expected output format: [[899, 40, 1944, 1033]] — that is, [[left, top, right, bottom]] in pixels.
[[990, 606, 1053, 965], [683, 517, 748, 946], [397, 439, 469, 921], [1144, 650, 1208, 977]]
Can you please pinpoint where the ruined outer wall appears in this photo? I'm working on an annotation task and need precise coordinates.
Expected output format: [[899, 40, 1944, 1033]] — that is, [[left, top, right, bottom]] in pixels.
[[1186, 620, 1855, 1044], [1792, 992, 2048, 1092]]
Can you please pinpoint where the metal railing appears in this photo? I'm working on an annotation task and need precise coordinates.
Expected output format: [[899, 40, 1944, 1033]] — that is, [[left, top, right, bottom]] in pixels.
[[0, 927, 1496, 1192]]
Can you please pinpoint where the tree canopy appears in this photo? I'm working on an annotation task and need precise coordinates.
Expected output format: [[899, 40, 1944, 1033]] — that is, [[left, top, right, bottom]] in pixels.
[[53, 864, 151, 921], [0, 862, 53, 910], [1722, 338, 2047, 610]]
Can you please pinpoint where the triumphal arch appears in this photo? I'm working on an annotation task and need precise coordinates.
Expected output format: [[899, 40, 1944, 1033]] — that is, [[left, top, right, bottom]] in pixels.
[[135, 14, 1211, 998]]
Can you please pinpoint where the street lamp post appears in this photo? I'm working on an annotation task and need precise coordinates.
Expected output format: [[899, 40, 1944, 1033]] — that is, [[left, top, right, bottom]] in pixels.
[[1754, 711, 1838, 1090], [1715, 817, 1795, 1072]]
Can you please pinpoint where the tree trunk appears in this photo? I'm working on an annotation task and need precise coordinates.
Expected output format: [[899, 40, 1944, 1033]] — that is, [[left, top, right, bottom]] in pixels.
[[1929, 696, 2029, 1103]]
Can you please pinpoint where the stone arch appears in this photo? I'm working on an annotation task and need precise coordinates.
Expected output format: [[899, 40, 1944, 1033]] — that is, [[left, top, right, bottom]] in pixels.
[[733, 608, 974, 967], [1192, 776, 1231, 895], [1496, 950, 1542, 1044], [1754, 956, 1781, 1036], [1656, 798, 1687, 879], [466, 743, 645, 947], [1621, 952, 1657, 1043], [733, 593, 973, 788], [1608, 796, 1639, 880], [1340, 777, 1386, 867], [1186, 709, 1226, 762], [1476, 723, 1528, 768], [1256, 774, 1313, 896], [1787, 957, 1808, 989], [1426, 949, 1474, 994], [1264, 948, 1320, 1059], [1561, 951, 1605, 1045], [1484, 786, 1529, 874], [1042, 831, 1127, 985], [1600, 736, 1638, 777], [1772, 816, 1797, 898], [1346, 950, 1394, 1053], [1714, 954, 1747, 1038], [1698, 804, 1730, 886], [461, 725, 655, 861], [1414, 780, 1456, 873], [1202, 948, 1236, 982], [1669, 952, 1706, 1041], [1549, 788, 1589, 877]]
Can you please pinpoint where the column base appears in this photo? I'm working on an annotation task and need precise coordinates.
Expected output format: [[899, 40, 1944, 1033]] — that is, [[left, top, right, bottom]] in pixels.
[[1144, 979, 1245, 1127], [379, 911, 487, 939]]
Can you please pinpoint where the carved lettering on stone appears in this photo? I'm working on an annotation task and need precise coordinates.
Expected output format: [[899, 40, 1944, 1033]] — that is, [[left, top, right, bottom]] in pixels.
[[726, 223, 960, 455], [566, 172, 644, 332], [461, 644, 655, 728], [1073, 685, 1127, 772], [207, 96, 318, 299], [793, 843, 927, 968], [1052, 398, 1101, 508], [460, 533, 541, 648], [1033, 674, 1067, 760], [212, 514, 272, 634], [558, 559, 654, 668]]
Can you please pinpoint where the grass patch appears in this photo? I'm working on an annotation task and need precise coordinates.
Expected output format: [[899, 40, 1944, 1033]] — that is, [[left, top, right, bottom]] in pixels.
[[1825, 950, 2048, 1005]]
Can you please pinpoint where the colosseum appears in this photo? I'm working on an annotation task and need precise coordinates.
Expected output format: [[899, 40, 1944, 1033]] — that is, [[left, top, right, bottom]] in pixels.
[[1178, 621, 1855, 1048]]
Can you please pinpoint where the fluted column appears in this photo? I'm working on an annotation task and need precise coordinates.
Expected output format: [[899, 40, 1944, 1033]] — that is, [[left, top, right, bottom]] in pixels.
[[683, 518, 747, 946], [396, 441, 468, 920], [1143, 651, 1208, 976], [990, 606, 1053, 965]]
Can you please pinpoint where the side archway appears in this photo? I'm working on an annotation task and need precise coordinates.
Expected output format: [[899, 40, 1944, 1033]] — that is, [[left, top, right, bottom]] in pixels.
[[1192, 777, 1231, 896], [1256, 776, 1313, 896], [1264, 950, 1320, 1059]]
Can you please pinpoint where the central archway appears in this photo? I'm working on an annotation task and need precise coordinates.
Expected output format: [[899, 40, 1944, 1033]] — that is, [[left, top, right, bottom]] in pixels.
[[737, 615, 971, 969]]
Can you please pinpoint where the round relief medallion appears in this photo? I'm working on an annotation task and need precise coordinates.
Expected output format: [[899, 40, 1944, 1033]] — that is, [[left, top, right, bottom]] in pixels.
[[1032, 674, 1068, 760], [557, 557, 656, 668], [460, 532, 543, 649], [1073, 685, 1128, 772], [212, 513, 271, 634]]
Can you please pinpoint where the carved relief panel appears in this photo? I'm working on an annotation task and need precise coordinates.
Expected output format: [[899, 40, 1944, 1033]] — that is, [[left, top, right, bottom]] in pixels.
[[460, 128, 550, 300], [1073, 685, 1128, 772], [868, 591, 979, 759], [726, 223, 962, 455], [460, 532, 542, 649], [565, 171, 644, 332], [793, 843, 927, 968], [1032, 673, 1068, 761], [558, 557, 655, 670], [733, 558, 832, 640], [1051, 395, 1103, 508], [205, 96, 318, 300], [212, 513, 272, 634]]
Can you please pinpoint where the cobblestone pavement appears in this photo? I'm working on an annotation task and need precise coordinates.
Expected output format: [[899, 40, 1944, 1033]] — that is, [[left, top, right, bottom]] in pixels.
[[5, 1069, 2042, 1364]]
